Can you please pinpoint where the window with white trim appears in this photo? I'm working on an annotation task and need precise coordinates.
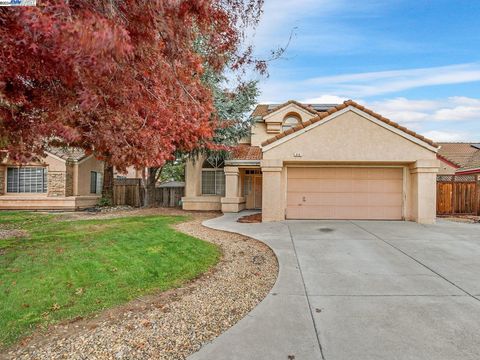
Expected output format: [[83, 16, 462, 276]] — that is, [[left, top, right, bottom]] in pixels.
[[201, 157, 225, 196], [90, 171, 103, 194], [7, 167, 47, 193]]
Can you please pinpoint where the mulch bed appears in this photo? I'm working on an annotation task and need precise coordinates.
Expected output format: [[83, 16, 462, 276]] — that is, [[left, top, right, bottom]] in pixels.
[[237, 212, 262, 223], [4, 209, 277, 360]]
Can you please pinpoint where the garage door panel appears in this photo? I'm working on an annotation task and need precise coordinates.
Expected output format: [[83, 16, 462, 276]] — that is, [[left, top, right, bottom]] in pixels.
[[380, 168, 404, 180], [368, 193, 403, 207], [368, 206, 402, 219], [334, 206, 367, 219], [286, 167, 403, 220], [286, 206, 303, 219], [288, 167, 337, 179], [334, 193, 370, 206], [351, 180, 371, 193], [367, 179, 403, 193], [334, 179, 354, 192], [288, 192, 338, 206], [383, 179, 403, 193], [286, 179, 326, 192]]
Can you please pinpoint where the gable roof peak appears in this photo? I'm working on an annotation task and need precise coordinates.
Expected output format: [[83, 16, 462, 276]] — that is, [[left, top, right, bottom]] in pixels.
[[267, 100, 318, 116], [261, 100, 438, 149]]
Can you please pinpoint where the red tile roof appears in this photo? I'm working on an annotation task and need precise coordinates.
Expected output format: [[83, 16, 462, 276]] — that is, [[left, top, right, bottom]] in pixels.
[[251, 104, 270, 117], [230, 145, 262, 160], [261, 100, 439, 148], [462, 150, 480, 171], [251, 100, 319, 118], [437, 143, 479, 168], [266, 100, 318, 116]]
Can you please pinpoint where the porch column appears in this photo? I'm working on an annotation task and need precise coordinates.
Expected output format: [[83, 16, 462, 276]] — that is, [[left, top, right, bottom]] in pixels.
[[261, 159, 284, 222], [221, 166, 245, 212], [184, 158, 202, 197], [409, 159, 438, 224], [0, 166, 5, 195]]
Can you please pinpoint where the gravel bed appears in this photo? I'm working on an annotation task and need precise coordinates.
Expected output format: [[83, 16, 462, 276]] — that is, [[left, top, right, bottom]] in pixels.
[[3, 209, 278, 360]]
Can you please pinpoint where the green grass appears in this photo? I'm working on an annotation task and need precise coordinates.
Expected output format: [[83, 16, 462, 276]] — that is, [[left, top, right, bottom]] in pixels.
[[0, 212, 220, 348]]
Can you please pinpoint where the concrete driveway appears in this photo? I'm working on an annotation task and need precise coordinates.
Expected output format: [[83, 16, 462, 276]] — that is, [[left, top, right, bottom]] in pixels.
[[189, 212, 480, 360]]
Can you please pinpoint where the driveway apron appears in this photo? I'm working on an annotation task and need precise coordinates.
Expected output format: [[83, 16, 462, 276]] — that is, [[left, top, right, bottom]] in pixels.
[[189, 212, 480, 360]]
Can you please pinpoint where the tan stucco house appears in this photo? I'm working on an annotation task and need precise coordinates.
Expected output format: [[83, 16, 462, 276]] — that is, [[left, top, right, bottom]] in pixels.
[[0, 148, 104, 210], [182, 100, 440, 224]]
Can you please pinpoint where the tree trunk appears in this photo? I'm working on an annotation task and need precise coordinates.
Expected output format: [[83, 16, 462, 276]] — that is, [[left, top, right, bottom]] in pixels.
[[143, 167, 159, 207], [102, 162, 114, 205]]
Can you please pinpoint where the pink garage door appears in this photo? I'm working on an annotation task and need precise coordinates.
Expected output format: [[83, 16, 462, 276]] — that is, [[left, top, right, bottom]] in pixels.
[[286, 167, 403, 220]]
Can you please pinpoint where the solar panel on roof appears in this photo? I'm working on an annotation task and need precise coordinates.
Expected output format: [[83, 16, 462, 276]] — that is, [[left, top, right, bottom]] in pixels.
[[265, 103, 339, 111], [471, 144, 480, 149]]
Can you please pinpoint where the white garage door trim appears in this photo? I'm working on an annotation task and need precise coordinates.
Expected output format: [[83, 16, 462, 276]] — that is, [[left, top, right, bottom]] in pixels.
[[285, 165, 406, 220]]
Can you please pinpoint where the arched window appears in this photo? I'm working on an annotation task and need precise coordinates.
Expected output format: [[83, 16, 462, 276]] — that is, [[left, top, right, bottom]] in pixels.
[[201, 157, 225, 196], [282, 113, 301, 131]]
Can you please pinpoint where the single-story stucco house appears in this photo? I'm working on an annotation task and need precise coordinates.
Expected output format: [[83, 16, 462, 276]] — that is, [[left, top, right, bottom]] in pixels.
[[182, 100, 440, 224], [437, 142, 480, 176], [0, 146, 150, 210], [0, 148, 104, 210]]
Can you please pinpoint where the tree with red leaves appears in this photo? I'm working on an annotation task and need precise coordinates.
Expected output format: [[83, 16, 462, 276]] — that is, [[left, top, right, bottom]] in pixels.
[[0, 0, 265, 202]]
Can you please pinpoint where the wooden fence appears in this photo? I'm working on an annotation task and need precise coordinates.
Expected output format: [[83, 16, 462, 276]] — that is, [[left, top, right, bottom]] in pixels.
[[113, 179, 144, 207], [155, 186, 184, 207], [113, 179, 184, 208], [437, 175, 480, 215]]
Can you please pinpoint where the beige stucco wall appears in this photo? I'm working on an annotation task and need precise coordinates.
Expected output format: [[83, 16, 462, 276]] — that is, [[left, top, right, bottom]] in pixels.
[[264, 104, 317, 124], [182, 156, 222, 211], [76, 156, 104, 196], [437, 159, 457, 175], [261, 109, 438, 224], [264, 111, 436, 162], [250, 104, 318, 146], [114, 166, 143, 179], [251, 122, 270, 147]]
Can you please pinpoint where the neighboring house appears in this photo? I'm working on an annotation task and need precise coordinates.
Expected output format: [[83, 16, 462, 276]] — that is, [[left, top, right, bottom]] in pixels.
[[114, 166, 145, 179], [182, 100, 440, 224], [437, 143, 480, 176], [0, 148, 104, 210]]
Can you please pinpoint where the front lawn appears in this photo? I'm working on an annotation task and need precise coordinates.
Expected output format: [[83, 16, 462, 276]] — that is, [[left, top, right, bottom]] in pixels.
[[0, 212, 220, 348]]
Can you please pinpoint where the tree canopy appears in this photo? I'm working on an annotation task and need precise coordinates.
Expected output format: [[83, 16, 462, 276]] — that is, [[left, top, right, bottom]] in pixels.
[[0, 0, 265, 170]]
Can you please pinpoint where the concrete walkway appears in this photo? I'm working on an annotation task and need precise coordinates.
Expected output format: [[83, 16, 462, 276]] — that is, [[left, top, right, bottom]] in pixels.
[[189, 212, 480, 360]]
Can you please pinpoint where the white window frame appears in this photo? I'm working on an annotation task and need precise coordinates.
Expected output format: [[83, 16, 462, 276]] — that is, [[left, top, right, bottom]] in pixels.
[[6, 166, 47, 194], [201, 157, 225, 196]]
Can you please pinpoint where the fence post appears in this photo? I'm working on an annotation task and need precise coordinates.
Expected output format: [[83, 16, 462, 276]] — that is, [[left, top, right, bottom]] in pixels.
[[451, 176, 455, 215], [476, 175, 480, 216]]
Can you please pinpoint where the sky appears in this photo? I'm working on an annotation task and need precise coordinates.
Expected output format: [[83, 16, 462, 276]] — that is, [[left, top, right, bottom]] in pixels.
[[249, 0, 480, 142]]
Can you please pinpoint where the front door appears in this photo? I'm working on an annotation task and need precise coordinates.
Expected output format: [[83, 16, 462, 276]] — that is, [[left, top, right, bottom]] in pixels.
[[244, 170, 262, 209], [254, 175, 263, 209]]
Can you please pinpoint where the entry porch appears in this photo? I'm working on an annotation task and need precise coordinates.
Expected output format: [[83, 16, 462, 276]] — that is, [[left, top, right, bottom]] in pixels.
[[221, 166, 262, 213]]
